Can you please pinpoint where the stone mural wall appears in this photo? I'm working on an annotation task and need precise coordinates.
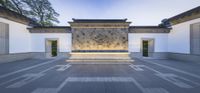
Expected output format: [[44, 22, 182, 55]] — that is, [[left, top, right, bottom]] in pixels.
[[72, 28, 128, 51]]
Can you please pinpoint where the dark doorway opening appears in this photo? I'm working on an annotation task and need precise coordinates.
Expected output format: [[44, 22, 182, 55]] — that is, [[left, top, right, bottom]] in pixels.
[[46, 39, 58, 58], [142, 40, 149, 57], [51, 41, 57, 57]]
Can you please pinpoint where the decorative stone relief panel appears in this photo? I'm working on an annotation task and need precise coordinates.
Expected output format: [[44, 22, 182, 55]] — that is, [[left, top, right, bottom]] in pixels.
[[72, 28, 128, 51]]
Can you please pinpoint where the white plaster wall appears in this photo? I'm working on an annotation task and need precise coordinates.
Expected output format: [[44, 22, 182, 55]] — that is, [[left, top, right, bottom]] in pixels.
[[0, 18, 31, 53], [128, 33, 168, 52], [168, 18, 200, 54], [31, 33, 72, 52]]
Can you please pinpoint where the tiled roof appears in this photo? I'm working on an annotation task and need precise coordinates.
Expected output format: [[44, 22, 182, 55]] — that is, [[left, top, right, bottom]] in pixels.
[[33, 26, 71, 28], [72, 18, 128, 23], [129, 26, 167, 28], [29, 26, 71, 33], [167, 6, 200, 25], [0, 6, 38, 26], [129, 26, 170, 33]]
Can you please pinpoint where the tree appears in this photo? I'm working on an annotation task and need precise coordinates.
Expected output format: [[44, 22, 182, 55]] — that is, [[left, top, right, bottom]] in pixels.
[[0, 0, 28, 15], [0, 0, 7, 7], [23, 0, 59, 26], [159, 19, 171, 28], [0, 0, 59, 26]]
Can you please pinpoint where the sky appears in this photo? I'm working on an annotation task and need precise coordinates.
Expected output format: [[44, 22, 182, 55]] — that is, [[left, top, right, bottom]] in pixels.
[[49, 0, 200, 26]]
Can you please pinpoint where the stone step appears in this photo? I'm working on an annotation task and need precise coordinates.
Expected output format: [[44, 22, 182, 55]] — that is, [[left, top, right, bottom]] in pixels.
[[66, 59, 134, 62], [69, 57, 131, 60], [68, 61, 133, 64], [69, 52, 130, 59], [68, 52, 132, 62]]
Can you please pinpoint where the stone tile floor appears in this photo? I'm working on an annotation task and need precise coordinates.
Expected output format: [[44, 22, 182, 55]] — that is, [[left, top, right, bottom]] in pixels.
[[0, 58, 199, 93]]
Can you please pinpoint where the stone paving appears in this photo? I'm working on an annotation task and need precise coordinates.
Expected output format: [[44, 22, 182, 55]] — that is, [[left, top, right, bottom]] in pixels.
[[0, 58, 199, 93]]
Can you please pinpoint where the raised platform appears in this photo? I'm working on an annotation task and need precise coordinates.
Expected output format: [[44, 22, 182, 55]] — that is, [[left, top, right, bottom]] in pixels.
[[66, 52, 134, 62], [72, 50, 128, 52]]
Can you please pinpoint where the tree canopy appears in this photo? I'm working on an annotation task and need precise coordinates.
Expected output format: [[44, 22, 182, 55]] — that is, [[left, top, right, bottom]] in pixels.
[[159, 19, 171, 28], [0, 0, 59, 26]]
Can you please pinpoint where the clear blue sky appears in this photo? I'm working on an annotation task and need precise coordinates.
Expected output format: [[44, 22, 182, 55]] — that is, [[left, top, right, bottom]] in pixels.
[[49, 0, 200, 26]]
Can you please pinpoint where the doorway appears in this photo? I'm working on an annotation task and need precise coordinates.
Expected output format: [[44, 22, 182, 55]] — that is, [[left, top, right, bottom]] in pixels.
[[142, 40, 149, 57], [142, 39, 154, 57], [46, 39, 58, 57]]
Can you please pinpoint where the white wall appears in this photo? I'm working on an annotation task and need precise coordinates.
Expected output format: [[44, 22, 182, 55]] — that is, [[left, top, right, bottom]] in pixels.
[[31, 33, 72, 52], [128, 33, 168, 52], [0, 18, 31, 53], [168, 18, 200, 54]]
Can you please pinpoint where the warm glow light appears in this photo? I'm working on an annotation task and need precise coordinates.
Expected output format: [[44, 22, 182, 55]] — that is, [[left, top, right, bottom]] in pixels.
[[70, 52, 129, 54], [65, 52, 134, 63]]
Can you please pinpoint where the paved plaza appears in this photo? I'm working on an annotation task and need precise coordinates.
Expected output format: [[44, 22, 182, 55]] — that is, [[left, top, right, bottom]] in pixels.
[[0, 58, 200, 93]]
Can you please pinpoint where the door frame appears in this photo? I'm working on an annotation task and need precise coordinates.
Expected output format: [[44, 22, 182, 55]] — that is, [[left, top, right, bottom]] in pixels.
[[141, 38, 155, 57], [0, 22, 9, 54], [45, 38, 59, 57]]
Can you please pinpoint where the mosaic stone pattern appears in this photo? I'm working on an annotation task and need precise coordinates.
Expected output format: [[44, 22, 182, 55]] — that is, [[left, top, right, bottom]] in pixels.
[[72, 28, 128, 51]]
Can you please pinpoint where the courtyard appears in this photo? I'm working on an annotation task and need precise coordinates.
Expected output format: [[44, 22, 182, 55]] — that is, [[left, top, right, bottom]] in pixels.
[[0, 1, 200, 93], [0, 58, 199, 93]]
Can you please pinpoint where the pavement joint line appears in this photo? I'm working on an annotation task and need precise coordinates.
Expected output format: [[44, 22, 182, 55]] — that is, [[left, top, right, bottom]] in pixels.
[[0, 57, 63, 79], [129, 65, 145, 71], [69, 62, 132, 65], [2, 64, 71, 88], [0, 75, 23, 86], [1, 66, 56, 87], [31, 77, 169, 93], [155, 73, 199, 88], [129, 64, 199, 88], [56, 64, 71, 71], [129, 77, 169, 93], [141, 59, 200, 80], [6, 73, 45, 88]]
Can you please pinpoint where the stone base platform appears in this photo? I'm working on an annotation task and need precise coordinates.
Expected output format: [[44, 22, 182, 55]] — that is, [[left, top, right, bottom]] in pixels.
[[66, 52, 134, 62]]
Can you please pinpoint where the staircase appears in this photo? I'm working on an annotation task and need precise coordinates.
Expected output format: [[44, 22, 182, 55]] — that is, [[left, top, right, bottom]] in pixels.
[[66, 52, 133, 62]]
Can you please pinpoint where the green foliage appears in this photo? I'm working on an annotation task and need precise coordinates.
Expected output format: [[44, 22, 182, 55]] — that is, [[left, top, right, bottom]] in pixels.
[[0, 0, 29, 15], [0, 0, 59, 26], [51, 41, 57, 57], [143, 41, 149, 57], [23, 0, 59, 26], [52, 49, 57, 57], [159, 19, 171, 28]]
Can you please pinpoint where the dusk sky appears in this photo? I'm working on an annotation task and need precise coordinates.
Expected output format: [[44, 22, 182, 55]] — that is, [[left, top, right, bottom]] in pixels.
[[49, 0, 200, 26]]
